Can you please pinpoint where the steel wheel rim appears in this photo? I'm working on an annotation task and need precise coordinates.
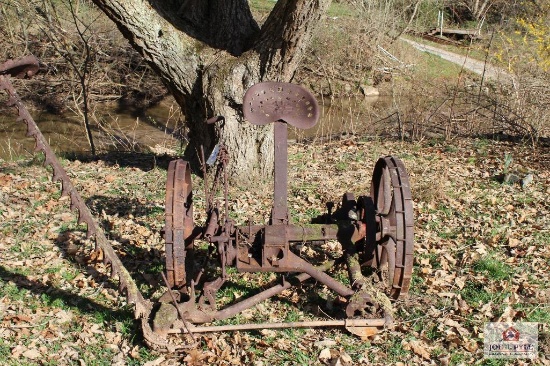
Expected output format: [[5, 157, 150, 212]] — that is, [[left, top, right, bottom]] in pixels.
[[369, 156, 414, 299], [165, 159, 194, 289]]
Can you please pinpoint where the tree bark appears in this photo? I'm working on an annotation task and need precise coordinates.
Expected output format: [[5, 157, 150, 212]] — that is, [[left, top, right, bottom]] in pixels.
[[91, 0, 331, 183]]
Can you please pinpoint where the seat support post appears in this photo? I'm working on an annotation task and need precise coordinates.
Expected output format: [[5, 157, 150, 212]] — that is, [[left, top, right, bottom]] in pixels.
[[272, 121, 288, 224]]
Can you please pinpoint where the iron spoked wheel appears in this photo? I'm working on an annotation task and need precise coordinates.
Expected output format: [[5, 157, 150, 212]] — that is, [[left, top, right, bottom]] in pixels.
[[165, 159, 194, 290], [368, 156, 414, 300]]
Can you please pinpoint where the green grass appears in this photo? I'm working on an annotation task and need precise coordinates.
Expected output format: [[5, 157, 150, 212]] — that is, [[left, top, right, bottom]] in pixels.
[[444, 144, 459, 152], [412, 49, 467, 80], [2, 280, 28, 301], [127, 348, 158, 365], [290, 347, 311, 364], [386, 337, 409, 361], [408, 273, 425, 295], [473, 138, 491, 153], [75, 345, 116, 366], [403, 34, 490, 62], [472, 253, 514, 280], [460, 282, 491, 305], [518, 305, 550, 324], [248, 0, 275, 14], [479, 359, 510, 366], [327, 2, 356, 17], [40, 293, 68, 310], [460, 281, 511, 314], [437, 228, 460, 239], [335, 161, 348, 171], [0, 338, 11, 361], [118, 317, 137, 339], [248, 0, 355, 18], [533, 231, 550, 247], [61, 268, 80, 282], [450, 353, 467, 364], [304, 207, 321, 219]]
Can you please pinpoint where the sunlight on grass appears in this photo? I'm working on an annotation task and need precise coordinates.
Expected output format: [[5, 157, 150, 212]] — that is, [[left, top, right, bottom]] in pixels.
[[460, 281, 511, 317], [249, 0, 355, 18], [473, 253, 514, 280]]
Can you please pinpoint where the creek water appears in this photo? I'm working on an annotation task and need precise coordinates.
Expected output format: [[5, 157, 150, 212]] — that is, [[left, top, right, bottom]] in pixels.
[[0, 99, 184, 160], [0, 95, 392, 161]]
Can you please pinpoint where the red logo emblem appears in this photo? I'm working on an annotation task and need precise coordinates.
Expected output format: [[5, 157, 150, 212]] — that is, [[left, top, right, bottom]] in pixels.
[[502, 326, 520, 341]]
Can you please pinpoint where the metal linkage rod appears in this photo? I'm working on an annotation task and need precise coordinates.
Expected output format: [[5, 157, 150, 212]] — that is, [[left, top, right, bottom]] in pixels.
[[168, 318, 386, 334]]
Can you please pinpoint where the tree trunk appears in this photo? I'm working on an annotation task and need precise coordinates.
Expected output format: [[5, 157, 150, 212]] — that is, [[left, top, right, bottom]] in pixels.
[[91, 0, 331, 183], [459, 0, 494, 21]]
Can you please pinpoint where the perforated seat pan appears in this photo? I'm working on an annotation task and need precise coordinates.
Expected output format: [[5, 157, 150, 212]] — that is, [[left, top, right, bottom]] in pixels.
[[243, 82, 320, 129]]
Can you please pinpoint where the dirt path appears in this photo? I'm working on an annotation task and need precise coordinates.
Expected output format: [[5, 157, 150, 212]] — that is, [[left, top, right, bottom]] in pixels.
[[401, 38, 513, 83]]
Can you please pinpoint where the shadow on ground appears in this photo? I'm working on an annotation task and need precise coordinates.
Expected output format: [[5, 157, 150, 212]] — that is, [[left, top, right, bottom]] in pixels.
[[61, 151, 176, 172], [0, 264, 130, 318]]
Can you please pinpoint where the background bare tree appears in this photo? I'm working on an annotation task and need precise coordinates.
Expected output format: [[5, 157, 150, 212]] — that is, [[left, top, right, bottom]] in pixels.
[[456, 0, 494, 21], [38, 0, 99, 155]]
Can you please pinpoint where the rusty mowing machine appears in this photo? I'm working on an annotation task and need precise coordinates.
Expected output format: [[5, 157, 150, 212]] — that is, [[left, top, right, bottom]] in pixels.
[[1, 56, 414, 351]]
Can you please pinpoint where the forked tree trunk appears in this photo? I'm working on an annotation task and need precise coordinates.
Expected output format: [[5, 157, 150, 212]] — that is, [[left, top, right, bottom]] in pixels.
[[91, 0, 331, 183]]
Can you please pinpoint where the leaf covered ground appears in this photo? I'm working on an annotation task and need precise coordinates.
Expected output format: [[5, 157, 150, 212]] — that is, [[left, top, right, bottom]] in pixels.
[[0, 137, 549, 365]]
